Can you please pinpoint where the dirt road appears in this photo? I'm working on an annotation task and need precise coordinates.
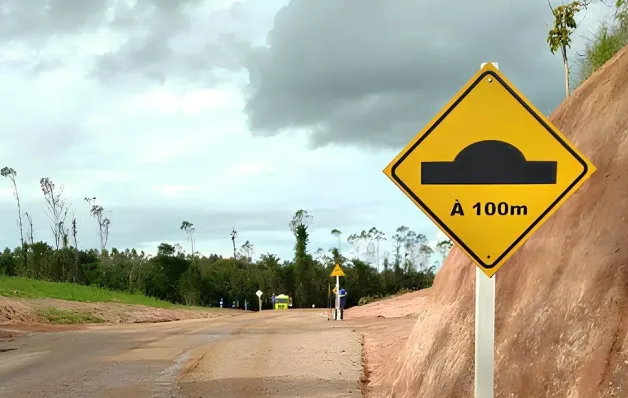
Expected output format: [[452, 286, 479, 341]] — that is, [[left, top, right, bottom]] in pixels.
[[0, 310, 363, 397]]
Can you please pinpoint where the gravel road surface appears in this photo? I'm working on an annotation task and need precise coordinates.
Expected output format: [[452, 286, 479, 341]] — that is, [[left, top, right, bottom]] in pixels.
[[0, 309, 362, 397]]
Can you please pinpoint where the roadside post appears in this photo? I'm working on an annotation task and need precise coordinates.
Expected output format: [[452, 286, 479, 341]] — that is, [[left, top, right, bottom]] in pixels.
[[256, 290, 263, 312], [327, 283, 331, 321], [330, 264, 345, 321], [382, 62, 596, 397]]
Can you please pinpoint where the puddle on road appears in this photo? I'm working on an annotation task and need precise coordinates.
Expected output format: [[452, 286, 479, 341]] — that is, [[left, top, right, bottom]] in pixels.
[[150, 330, 232, 397], [151, 349, 192, 398], [162, 350, 192, 378]]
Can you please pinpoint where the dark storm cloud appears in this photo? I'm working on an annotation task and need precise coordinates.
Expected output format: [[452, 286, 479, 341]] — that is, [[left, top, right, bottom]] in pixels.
[[242, 0, 569, 148], [93, 0, 249, 85], [0, 0, 245, 84], [0, 0, 109, 41]]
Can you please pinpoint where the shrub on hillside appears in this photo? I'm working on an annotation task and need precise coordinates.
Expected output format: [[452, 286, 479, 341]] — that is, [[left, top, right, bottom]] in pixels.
[[577, 2, 628, 85]]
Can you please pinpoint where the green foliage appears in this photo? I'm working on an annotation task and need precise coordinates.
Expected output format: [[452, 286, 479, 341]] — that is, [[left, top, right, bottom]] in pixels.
[[547, 1, 584, 56], [357, 295, 382, 306], [547, 1, 588, 97], [36, 306, 104, 324], [357, 288, 415, 306], [618, 0, 628, 26], [577, 1, 628, 85]]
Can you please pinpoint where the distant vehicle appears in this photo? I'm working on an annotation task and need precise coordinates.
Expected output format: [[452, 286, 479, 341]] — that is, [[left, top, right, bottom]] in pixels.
[[274, 294, 290, 310]]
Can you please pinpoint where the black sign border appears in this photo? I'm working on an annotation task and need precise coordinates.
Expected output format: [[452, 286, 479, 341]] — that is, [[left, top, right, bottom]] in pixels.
[[390, 70, 589, 270]]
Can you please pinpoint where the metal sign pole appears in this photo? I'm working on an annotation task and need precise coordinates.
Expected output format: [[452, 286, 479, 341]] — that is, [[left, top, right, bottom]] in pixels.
[[476, 62, 497, 398]]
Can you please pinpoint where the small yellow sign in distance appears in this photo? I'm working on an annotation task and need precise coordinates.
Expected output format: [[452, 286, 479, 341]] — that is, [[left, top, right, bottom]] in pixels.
[[383, 63, 596, 278], [332, 286, 338, 294], [330, 263, 345, 277]]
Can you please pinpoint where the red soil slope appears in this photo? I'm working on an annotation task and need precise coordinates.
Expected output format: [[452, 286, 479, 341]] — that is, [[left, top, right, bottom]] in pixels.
[[363, 46, 628, 397]]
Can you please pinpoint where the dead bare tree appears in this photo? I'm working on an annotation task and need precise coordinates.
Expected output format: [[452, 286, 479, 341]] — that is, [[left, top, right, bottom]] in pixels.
[[230, 227, 238, 258], [71, 215, 79, 282], [180, 221, 196, 256], [239, 240, 255, 270], [84, 197, 111, 254], [40, 177, 69, 250], [24, 212, 34, 245], [1, 167, 26, 269], [71, 215, 78, 249]]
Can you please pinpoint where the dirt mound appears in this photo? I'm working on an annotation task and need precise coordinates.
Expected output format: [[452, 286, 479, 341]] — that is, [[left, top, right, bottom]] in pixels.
[[0, 296, 238, 330], [365, 46, 628, 398], [0, 298, 38, 324], [348, 290, 429, 319]]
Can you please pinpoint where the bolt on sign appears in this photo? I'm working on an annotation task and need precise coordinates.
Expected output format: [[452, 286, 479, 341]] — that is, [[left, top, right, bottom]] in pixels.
[[383, 63, 596, 278]]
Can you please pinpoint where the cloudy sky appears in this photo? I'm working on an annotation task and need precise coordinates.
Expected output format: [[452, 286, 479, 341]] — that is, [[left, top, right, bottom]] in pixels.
[[0, 0, 615, 265]]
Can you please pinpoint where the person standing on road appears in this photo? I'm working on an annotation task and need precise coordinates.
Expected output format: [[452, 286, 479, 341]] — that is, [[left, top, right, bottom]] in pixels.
[[271, 294, 276, 309], [339, 288, 347, 319]]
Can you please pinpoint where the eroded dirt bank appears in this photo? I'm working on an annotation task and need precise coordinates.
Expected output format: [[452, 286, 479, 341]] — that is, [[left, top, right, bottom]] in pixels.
[[0, 295, 240, 334]]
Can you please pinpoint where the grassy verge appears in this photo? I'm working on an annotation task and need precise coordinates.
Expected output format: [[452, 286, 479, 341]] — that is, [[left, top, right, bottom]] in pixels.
[[36, 307, 104, 325], [0, 276, 214, 312]]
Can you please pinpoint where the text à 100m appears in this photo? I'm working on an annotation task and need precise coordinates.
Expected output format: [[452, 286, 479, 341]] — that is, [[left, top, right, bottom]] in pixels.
[[449, 200, 528, 216]]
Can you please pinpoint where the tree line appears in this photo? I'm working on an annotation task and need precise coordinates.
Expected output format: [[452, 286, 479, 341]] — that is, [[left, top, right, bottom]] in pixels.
[[0, 167, 452, 309]]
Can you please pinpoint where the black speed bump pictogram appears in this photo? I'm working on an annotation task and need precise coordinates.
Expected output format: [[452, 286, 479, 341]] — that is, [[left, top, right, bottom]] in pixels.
[[421, 140, 557, 185]]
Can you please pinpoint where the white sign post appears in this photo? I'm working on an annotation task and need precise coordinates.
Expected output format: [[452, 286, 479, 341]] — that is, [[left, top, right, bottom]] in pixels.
[[476, 266, 495, 397], [475, 62, 497, 398], [335, 275, 340, 319], [256, 290, 263, 312]]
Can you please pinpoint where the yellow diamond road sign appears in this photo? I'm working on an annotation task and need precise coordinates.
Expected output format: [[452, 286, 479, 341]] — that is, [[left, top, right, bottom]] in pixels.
[[330, 264, 345, 277], [383, 63, 596, 278]]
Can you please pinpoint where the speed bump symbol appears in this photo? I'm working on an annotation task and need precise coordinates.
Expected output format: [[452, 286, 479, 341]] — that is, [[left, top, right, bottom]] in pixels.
[[421, 140, 557, 185]]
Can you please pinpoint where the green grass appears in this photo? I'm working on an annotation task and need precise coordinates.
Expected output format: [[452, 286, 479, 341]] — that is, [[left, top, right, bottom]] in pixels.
[[578, 23, 627, 84], [36, 307, 104, 324], [576, 12, 628, 86], [0, 276, 214, 312]]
